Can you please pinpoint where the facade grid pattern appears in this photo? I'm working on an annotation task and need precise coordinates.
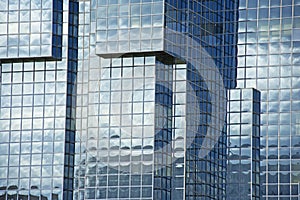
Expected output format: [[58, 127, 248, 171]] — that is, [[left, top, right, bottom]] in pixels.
[[0, 0, 63, 60], [236, 0, 300, 199], [0, 0, 78, 199], [0, 0, 239, 200], [227, 88, 260, 200]]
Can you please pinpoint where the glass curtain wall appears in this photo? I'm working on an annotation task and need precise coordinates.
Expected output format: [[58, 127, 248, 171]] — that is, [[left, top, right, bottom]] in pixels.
[[74, 0, 238, 199], [237, 0, 300, 198], [0, 1, 78, 200]]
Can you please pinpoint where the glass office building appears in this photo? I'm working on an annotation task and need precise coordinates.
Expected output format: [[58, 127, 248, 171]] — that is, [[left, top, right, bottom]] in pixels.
[[74, 0, 237, 199], [0, 0, 78, 199], [237, 0, 300, 199], [0, 0, 238, 199]]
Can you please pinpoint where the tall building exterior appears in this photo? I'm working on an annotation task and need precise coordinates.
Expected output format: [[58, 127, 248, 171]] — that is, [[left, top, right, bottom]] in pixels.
[[0, 0, 78, 199], [0, 0, 238, 200], [236, 0, 300, 199], [74, 0, 237, 199]]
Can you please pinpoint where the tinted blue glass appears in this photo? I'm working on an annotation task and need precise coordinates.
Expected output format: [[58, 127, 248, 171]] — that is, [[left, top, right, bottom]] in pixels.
[[75, 0, 238, 200], [0, 1, 77, 200], [235, 0, 300, 199]]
